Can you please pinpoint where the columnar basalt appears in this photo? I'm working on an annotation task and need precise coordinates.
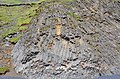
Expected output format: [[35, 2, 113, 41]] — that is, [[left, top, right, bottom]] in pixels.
[[12, 0, 120, 79]]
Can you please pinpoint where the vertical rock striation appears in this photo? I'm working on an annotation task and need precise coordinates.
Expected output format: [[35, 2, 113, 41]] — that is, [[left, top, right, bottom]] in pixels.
[[12, 0, 120, 79]]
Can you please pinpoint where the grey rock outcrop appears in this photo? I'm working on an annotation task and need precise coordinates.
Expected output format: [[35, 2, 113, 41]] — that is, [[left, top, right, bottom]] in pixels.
[[0, 76, 25, 79], [12, 0, 120, 79]]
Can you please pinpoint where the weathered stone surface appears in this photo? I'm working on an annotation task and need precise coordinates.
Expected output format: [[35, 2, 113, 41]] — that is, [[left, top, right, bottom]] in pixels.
[[12, 0, 120, 79], [95, 75, 120, 79], [0, 53, 3, 60], [0, 76, 26, 79]]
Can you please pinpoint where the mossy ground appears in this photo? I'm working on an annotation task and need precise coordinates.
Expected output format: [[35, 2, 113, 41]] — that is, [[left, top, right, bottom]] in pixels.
[[0, 4, 39, 43], [0, 0, 73, 4], [0, 0, 74, 44], [9, 35, 21, 43], [0, 67, 9, 74], [0, 0, 45, 4]]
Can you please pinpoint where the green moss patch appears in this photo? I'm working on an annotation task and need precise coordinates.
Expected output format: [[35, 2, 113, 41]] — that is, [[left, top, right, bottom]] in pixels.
[[0, 67, 9, 74], [0, 4, 39, 41], [19, 26, 28, 30], [1, 26, 27, 37], [9, 35, 21, 43], [0, 5, 38, 26], [0, 0, 75, 43], [1, 27, 19, 38]]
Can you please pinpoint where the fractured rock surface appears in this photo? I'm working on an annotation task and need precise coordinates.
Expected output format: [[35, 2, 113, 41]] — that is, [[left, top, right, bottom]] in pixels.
[[12, 0, 120, 79]]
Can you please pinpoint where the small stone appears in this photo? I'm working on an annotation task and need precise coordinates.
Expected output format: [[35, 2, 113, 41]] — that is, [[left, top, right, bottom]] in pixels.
[[4, 42, 10, 47], [0, 54, 3, 60], [3, 58, 11, 63], [3, 54, 11, 59], [5, 37, 10, 40], [62, 15, 67, 19], [3, 49, 12, 54], [0, 65, 3, 67]]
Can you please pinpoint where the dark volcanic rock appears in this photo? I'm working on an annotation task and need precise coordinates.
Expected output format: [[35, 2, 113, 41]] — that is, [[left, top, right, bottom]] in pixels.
[[12, 0, 120, 79]]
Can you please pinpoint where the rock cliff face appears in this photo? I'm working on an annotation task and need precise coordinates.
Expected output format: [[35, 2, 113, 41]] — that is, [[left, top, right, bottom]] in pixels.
[[12, 0, 120, 79]]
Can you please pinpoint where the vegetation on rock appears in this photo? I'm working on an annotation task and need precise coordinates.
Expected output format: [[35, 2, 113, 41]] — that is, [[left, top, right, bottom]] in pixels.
[[0, 2, 39, 43], [9, 35, 21, 43], [0, 67, 9, 74]]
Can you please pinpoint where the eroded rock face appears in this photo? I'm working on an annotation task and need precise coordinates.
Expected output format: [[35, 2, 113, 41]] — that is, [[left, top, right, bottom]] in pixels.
[[12, 0, 120, 79]]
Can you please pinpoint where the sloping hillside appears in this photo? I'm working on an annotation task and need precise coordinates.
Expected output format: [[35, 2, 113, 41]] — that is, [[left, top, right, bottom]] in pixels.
[[11, 0, 120, 79], [0, 0, 41, 77]]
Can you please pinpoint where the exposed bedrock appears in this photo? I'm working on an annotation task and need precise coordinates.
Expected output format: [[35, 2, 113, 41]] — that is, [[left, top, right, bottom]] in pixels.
[[12, 0, 120, 79]]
